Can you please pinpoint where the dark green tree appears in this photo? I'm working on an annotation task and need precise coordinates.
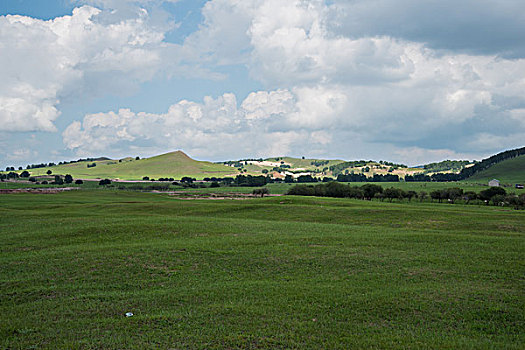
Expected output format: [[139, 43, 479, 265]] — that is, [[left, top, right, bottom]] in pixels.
[[98, 179, 111, 186], [64, 174, 73, 184], [54, 175, 64, 185]]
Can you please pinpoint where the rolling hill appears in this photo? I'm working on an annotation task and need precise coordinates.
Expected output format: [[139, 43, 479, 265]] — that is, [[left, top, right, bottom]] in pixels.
[[467, 154, 525, 184], [25, 151, 237, 180], [6, 147, 523, 182]]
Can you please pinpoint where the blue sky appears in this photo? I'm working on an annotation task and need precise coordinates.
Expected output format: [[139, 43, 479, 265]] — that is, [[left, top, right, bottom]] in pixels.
[[1, 0, 524, 168]]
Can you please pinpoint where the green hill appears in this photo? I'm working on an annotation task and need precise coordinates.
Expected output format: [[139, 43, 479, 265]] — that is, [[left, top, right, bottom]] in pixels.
[[25, 151, 237, 180], [467, 155, 525, 184]]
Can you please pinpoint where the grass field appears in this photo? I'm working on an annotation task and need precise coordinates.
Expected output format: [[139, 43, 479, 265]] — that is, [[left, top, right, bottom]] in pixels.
[[1, 190, 524, 349], [468, 155, 525, 184], [2, 179, 524, 198], [20, 151, 236, 180]]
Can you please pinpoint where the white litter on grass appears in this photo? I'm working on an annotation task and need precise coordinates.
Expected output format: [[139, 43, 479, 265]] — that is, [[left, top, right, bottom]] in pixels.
[[125, 312, 134, 317]]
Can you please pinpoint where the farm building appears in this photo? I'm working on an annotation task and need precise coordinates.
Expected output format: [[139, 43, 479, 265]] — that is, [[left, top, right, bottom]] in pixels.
[[489, 179, 500, 187]]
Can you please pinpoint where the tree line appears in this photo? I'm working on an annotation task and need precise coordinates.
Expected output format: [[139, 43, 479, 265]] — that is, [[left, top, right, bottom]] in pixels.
[[287, 183, 525, 209]]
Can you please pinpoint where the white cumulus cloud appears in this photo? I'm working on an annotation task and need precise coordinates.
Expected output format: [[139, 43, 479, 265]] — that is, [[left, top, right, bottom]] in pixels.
[[0, 5, 174, 132], [62, 89, 335, 159]]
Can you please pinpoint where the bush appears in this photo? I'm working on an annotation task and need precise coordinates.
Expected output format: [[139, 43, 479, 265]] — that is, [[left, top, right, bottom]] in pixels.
[[405, 190, 417, 201], [490, 194, 506, 206], [54, 175, 64, 185], [64, 174, 73, 184], [506, 195, 523, 209], [324, 182, 351, 198], [361, 184, 383, 199], [287, 185, 316, 196], [253, 188, 270, 197], [479, 187, 506, 201], [75, 179, 84, 185], [99, 179, 111, 186], [145, 184, 170, 191], [384, 187, 405, 201], [463, 191, 477, 204], [445, 188, 463, 203], [210, 182, 220, 188], [29, 177, 37, 182]]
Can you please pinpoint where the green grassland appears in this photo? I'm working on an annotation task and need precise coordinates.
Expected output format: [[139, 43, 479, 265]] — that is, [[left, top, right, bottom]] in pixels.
[[2, 180, 524, 197], [9, 150, 521, 183], [1, 190, 524, 349], [22, 151, 236, 180], [467, 155, 525, 184]]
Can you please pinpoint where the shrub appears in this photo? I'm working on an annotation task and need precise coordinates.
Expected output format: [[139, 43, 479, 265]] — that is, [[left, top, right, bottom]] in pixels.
[[54, 175, 64, 185], [445, 187, 464, 203], [99, 179, 111, 186], [323, 182, 349, 198], [253, 188, 270, 197], [287, 185, 316, 196], [506, 195, 523, 209], [75, 179, 84, 185], [479, 187, 506, 201], [490, 194, 506, 206], [405, 190, 417, 201], [384, 187, 405, 201], [361, 184, 383, 199], [347, 186, 364, 199]]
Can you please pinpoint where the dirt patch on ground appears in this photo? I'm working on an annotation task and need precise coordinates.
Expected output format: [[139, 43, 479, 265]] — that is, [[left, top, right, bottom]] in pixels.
[[165, 191, 283, 200], [0, 187, 80, 194]]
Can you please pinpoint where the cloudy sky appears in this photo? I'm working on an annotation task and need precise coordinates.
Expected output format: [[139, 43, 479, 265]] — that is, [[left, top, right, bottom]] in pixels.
[[1, 0, 524, 167]]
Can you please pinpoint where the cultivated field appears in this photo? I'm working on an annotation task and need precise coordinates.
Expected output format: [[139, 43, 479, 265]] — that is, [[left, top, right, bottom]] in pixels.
[[1, 190, 524, 349]]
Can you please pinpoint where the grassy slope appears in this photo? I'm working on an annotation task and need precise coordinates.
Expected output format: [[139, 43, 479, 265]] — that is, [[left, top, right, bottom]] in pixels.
[[25, 151, 236, 180], [7, 153, 478, 181], [467, 155, 525, 184], [1, 191, 524, 349], [279, 156, 345, 169]]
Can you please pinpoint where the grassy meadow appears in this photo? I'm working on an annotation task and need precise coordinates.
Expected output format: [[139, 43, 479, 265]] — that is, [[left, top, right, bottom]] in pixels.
[[1, 190, 524, 349], [467, 155, 525, 184], [22, 151, 236, 180]]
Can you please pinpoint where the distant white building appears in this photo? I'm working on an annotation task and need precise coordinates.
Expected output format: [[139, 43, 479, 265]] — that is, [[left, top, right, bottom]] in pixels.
[[489, 179, 500, 187]]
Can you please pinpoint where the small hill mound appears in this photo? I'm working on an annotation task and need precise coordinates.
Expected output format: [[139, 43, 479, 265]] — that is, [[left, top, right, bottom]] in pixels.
[[22, 151, 236, 180], [467, 155, 525, 184]]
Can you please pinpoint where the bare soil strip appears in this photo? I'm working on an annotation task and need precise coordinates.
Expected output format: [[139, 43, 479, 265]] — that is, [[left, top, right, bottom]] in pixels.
[[164, 191, 283, 200], [0, 187, 80, 194]]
